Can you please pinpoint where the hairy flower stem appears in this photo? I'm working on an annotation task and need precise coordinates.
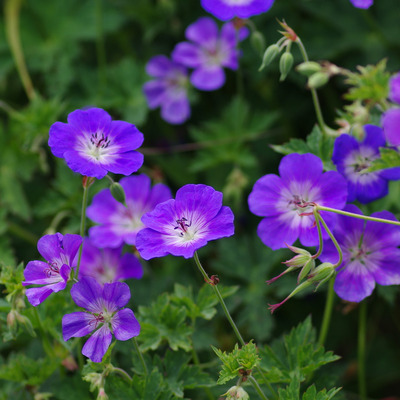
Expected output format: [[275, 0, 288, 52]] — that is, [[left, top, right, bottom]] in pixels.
[[358, 301, 368, 400], [4, 0, 36, 101], [193, 252, 275, 400], [132, 337, 148, 376], [295, 37, 327, 137], [75, 184, 90, 279], [249, 376, 269, 400], [317, 214, 343, 267], [318, 278, 335, 346], [111, 366, 133, 383], [317, 205, 400, 227], [311, 209, 323, 259]]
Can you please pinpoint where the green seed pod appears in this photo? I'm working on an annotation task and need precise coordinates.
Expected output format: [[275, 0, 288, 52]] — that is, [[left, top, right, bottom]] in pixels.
[[259, 44, 280, 71], [296, 61, 322, 77], [279, 52, 294, 81], [110, 182, 126, 205], [251, 31, 266, 56], [307, 72, 330, 89]]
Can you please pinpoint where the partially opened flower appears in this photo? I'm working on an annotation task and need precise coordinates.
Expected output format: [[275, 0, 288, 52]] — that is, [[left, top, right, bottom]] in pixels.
[[201, 0, 275, 21], [382, 108, 400, 146], [136, 184, 235, 259], [320, 205, 400, 302], [172, 17, 248, 91], [23, 233, 82, 306], [332, 124, 400, 203], [143, 55, 191, 124], [248, 153, 347, 250], [87, 174, 172, 248], [62, 276, 140, 363], [349, 0, 373, 9], [78, 238, 143, 284], [49, 108, 144, 179]]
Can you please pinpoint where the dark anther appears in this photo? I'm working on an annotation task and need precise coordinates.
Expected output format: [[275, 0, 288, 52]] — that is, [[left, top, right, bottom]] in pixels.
[[210, 275, 220, 286]]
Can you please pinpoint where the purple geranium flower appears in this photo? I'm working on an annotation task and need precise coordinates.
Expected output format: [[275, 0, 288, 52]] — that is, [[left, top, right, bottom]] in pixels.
[[248, 153, 348, 250], [201, 0, 274, 21], [332, 125, 400, 203], [77, 238, 143, 284], [62, 276, 140, 363], [320, 204, 400, 302], [388, 72, 400, 105], [382, 108, 400, 146], [87, 174, 172, 248], [136, 184, 234, 259], [172, 17, 248, 91], [49, 108, 144, 179], [22, 233, 82, 306], [349, 0, 373, 8], [143, 55, 190, 125]]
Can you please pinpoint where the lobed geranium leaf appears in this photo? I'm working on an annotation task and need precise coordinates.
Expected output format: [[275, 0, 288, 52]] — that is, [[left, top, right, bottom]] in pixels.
[[302, 385, 342, 400], [259, 317, 340, 383]]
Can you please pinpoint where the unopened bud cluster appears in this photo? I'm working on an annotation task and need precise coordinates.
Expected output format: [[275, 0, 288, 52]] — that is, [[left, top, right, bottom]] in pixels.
[[296, 61, 343, 89]]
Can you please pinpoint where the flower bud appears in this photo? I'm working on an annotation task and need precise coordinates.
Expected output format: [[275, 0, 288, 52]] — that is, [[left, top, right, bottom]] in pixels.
[[284, 253, 311, 268], [259, 44, 280, 71], [297, 258, 316, 283], [97, 388, 108, 400], [279, 52, 294, 81], [308, 262, 336, 289], [296, 61, 322, 77], [251, 31, 265, 56], [225, 386, 250, 400], [110, 182, 126, 205], [307, 72, 330, 89]]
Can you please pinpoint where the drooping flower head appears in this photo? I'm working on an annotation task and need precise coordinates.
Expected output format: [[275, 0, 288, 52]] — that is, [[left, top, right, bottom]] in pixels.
[[62, 276, 140, 363], [382, 108, 400, 146], [332, 125, 400, 203], [87, 174, 172, 248], [49, 108, 144, 179], [248, 153, 348, 250], [77, 238, 143, 284], [136, 184, 235, 259], [388, 72, 400, 105], [143, 55, 191, 125], [349, 0, 373, 9], [201, 0, 275, 21], [320, 205, 400, 302], [22, 233, 82, 306], [172, 17, 249, 91]]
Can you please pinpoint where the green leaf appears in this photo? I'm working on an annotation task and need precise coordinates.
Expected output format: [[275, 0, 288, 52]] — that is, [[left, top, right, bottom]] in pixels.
[[367, 147, 400, 172], [213, 341, 260, 385], [278, 374, 300, 400], [302, 385, 342, 400], [138, 293, 193, 352], [259, 317, 340, 383]]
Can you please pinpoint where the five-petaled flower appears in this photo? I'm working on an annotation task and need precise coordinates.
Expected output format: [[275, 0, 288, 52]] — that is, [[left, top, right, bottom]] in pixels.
[[77, 238, 143, 284], [200, 0, 275, 21], [332, 124, 400, 203], [48, 108, 144, 179], [248, 153, 348, 250], [143, 55, 191, 124], [62, 276, 140, 363], [136, 184, 235, 259], [23, 233, 82, 306], [319, 204, 400, 302], [87, 174, 172, 248], [172, 17, 248, 91]]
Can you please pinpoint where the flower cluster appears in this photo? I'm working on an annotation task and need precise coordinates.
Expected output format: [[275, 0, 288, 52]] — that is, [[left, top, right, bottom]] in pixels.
[[143, 17, 248, 124]]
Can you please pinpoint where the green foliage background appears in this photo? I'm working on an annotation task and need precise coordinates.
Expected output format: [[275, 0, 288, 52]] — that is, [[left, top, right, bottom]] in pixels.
[[1, 0, 400, 399]]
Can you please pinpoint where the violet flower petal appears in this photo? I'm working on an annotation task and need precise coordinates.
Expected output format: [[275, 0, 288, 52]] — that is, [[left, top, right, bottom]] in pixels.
[[62, 312, 96, 341], [102, 281, 131, 312], [190, 67, 226, 91], [82, 324, 113, 363], [112, 309, 141, 341], [70, 276, 103, 313]]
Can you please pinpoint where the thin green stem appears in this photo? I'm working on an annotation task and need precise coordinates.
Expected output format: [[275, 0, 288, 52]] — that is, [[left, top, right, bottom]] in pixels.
[[318, 214, 342, 267], [193, 252, 245, 346], [75, 185, 90, 279], [358, 301, 368, 400], [132, 337, 148, 376], [311, 209, 323, 259], [318, 278, 335, 346], [33, 307, 55, 358], [193, 252, 274, 400], [248, 376, 269, 400], [295, 37, 327, 136], [4, 0, 36, 101], [317, 205, 400, 227], [111, 366, 133, 383]]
